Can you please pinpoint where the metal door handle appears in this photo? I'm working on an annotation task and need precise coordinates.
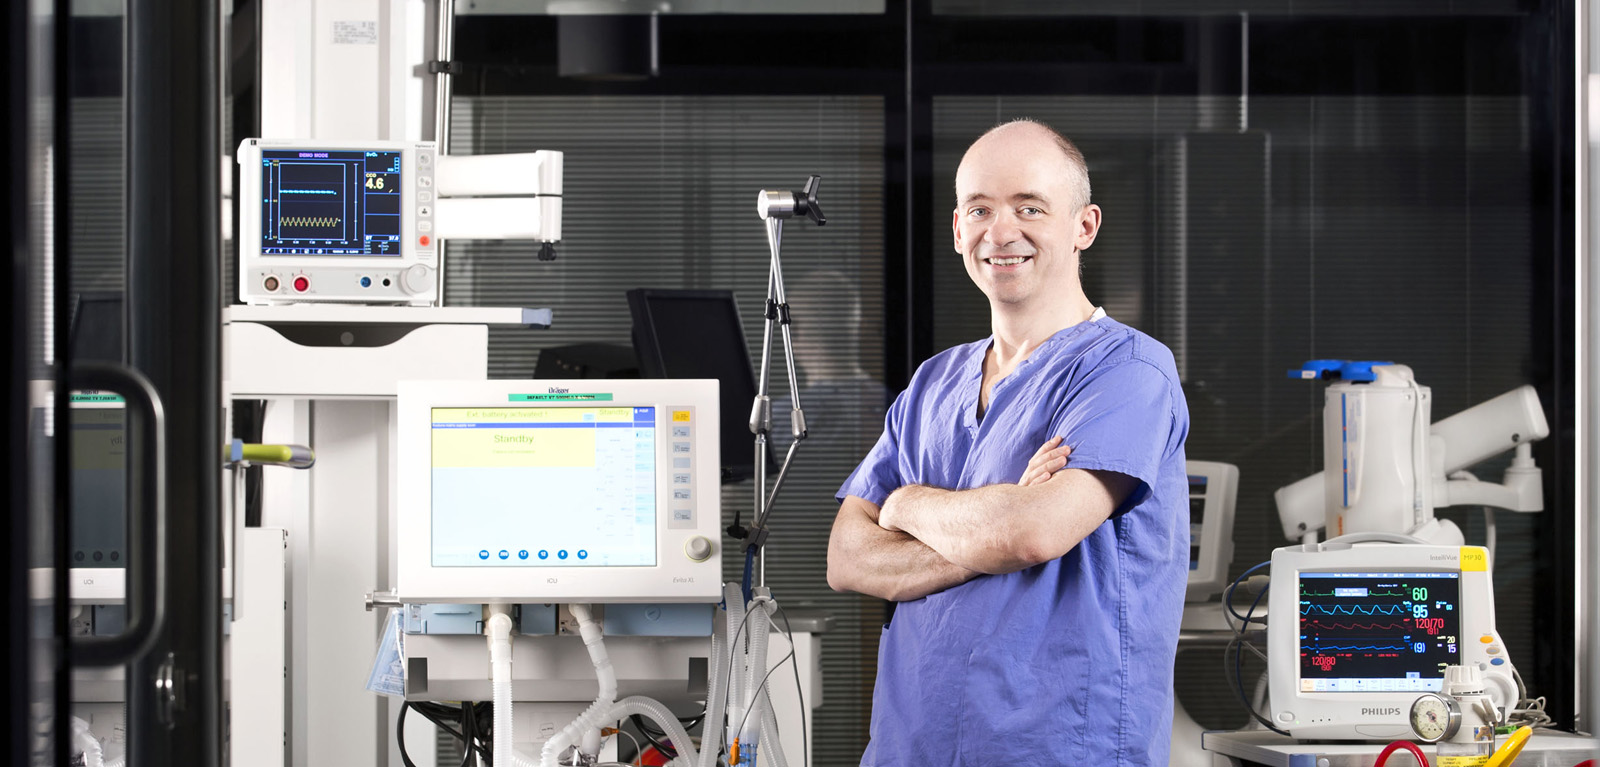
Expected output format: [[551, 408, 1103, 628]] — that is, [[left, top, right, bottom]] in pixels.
[[69, 362, 168, 667]]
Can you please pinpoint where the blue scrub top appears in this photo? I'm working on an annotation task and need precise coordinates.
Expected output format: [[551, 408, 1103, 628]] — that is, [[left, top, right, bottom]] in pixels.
[[838, 315, 1190, 767]]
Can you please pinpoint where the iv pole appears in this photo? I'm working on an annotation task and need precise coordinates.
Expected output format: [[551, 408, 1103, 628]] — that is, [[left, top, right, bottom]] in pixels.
[[745, 176, 826, 589]]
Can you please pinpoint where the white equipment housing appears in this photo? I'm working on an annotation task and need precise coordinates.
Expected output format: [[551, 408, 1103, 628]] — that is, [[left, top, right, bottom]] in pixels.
[[1267, 542, 1517, 740], [1274, 363, 1549, 543], [237, 138, 562, 307], [1186, 460, 1238, 602], [395, 379, 723, 604]]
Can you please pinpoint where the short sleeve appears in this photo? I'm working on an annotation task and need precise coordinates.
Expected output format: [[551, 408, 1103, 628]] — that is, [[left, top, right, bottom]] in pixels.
[[836, 390, 909, 506], [1049, 358, 1176, 516]]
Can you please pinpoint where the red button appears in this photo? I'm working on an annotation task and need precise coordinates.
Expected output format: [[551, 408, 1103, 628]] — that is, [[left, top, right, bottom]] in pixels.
[[419, 235, 431, 247], [293, 276, 310, 292]]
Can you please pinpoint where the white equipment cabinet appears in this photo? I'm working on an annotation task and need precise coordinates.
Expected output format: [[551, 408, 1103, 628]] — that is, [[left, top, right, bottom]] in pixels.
[[224, 304, 530, 767]]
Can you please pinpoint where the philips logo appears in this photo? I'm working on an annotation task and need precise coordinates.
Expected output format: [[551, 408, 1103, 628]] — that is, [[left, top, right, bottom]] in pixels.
[[547, 386, 569, 394], [1362, 707, 1402, 717]]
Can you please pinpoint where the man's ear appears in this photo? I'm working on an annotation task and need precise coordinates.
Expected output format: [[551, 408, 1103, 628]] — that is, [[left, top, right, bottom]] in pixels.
[[1075, 204, 1103, 252], [951, 207, 963, 253]]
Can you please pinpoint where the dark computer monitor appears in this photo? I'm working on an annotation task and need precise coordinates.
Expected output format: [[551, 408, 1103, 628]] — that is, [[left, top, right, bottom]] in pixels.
[[627, 288, 771, 484], [69, 292, 124, 364]]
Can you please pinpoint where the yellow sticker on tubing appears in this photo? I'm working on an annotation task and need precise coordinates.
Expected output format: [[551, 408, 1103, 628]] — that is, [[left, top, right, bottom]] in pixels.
[[1460, 546, 1488, 572]]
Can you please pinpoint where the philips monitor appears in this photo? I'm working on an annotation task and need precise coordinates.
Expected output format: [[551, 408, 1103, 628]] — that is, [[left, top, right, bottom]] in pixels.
[[627, 288, 771, 483], [1185, 460, 1237, 602], [237, 138, 439, 305], [1267, 543, 1516, 740], [395, 379, 723, 604]]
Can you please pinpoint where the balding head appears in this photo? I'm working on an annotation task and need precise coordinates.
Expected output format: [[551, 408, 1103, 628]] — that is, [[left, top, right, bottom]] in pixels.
[[958, 119, 1092, 212]]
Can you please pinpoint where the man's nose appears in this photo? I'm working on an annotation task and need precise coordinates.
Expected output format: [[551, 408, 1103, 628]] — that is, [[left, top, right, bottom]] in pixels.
[[983, 209, 1022, 245]]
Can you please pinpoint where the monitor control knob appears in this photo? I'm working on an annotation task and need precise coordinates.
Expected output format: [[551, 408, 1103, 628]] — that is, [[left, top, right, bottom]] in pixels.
[[400, 264, 434, 295], [684, 535, 713, 563]]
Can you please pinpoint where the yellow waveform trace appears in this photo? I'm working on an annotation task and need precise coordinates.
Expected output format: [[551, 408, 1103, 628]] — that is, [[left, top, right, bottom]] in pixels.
[[280, 216, 342, 228]]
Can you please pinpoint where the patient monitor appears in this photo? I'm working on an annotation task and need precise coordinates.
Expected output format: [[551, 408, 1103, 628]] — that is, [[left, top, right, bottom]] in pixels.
[[237, 138, 562, 306], [1186, 460, 1238, 602], [1268, 543, 1516, 740], [394, 379, 723, 604]]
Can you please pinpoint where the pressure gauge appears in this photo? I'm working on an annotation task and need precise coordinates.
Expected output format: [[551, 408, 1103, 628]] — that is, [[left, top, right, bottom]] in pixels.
[[1409, 692, 1462, 743]]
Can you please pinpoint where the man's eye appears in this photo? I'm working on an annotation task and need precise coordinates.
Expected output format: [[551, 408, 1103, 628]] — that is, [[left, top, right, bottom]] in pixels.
[[1021, 207, 1043, 216], [969, 208, 989, 218]]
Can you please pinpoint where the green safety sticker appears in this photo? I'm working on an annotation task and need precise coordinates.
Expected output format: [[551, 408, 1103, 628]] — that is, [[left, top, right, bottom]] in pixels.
[[509, 393, 614, 402]]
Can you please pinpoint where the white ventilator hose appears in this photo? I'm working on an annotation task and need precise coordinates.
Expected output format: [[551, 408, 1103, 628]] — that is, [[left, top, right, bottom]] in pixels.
[[724, 585, 749, 753], [540, 696, 701, 766], [486, 607, 521, 767], [737, 599, 774, 751], [487, 604, 697, 767], [758, 687, 789, 767], [574, 604, 617, 757], [540, 604, 618, 767], [699, 583, 741, 767]]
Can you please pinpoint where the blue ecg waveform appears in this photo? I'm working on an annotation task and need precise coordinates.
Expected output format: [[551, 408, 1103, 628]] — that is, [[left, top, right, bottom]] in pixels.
[[1309, 643, 1409, 652], [1301, 604, 1408, 616]]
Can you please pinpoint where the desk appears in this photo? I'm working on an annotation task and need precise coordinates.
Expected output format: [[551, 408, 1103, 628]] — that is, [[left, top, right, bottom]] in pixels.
[[1202, 728, 1598, 767]]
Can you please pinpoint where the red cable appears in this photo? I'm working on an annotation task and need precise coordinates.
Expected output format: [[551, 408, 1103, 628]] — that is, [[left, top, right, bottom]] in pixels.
[[1373, 740, 1429, 767]]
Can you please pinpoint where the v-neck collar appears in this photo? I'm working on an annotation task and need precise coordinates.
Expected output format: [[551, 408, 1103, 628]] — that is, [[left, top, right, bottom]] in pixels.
[[964, 308, 1108, 429]]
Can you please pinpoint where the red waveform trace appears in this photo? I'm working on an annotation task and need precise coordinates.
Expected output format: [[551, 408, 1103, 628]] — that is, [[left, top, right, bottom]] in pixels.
[[1305, 621, 1409, 631]]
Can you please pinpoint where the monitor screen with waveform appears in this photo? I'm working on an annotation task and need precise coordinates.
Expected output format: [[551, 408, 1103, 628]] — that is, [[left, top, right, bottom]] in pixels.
[[260, 148, 403, 256], [1298, 571, 1461, 693]]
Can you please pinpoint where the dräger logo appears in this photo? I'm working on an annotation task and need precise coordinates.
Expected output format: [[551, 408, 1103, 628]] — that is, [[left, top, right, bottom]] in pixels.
[[1362, 707, 1402, 717], [548, 386, 569, 394]]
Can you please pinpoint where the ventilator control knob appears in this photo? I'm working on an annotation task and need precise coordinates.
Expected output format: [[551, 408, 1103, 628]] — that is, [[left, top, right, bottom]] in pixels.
[[684, 535, 713, 563], [400, 264, 434, 295]]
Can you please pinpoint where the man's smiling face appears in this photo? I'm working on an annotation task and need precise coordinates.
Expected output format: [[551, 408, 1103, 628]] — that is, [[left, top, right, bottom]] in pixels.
[[953, 123, 1098, 309]]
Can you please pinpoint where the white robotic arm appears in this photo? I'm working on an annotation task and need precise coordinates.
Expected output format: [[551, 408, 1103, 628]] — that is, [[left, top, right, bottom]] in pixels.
[[435, 150, 563, 244], [1273, 362, 1548, 543]]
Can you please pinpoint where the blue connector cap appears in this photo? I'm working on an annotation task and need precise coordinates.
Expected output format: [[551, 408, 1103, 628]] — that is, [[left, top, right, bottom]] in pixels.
[[1289, 359, 1393, 383]]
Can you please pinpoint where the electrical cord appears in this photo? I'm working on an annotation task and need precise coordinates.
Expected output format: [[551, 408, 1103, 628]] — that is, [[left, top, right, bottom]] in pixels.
[[717, 594, 811, 767], [1223, 561, 1271, 626], [462, 701, 481, 767], [400, 701, 491, 764], [1228, 581, 1290, 736], [717, 595, 760, 760], [609, 728, 643, 764], [730, 619, 799, 754], [410, 705, 471, 745], [627, 704, 707, 761], [630, 714, 677, 760], [1503, 664, 1557, 730], [397, 702, 420, 767]]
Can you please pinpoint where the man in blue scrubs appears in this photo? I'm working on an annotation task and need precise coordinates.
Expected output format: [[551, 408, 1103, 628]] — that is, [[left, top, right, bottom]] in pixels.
[[828, 119, 1190, 766]]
